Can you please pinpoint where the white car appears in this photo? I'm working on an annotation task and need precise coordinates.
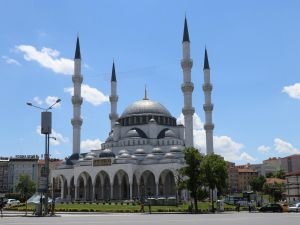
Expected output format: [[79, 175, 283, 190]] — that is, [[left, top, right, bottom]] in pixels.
[[288, 203, 300, 212], [6, 199, 20, 206]]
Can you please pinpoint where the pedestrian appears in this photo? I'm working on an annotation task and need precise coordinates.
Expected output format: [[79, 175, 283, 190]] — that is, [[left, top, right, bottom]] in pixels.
[[236, 202, 240, 212], [140, 202, 144, 213], [248, 202, 251, 213], [0, 198, 3, 218]]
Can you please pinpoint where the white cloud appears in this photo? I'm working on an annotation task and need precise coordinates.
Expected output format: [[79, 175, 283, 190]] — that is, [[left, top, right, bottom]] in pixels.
[[45, 96, 61, 108], [274, 138, 300, 154], [16, 45, 73, 75], [36, 126, 67, 146], [81, 139, 102, 152], [282, 83, 300, 100], [177, 113, 256, 163], [2, 56, 21, 66], [33, 96, 43, 105], [64, 84, 109, 106], [257, 145, 271, 153]]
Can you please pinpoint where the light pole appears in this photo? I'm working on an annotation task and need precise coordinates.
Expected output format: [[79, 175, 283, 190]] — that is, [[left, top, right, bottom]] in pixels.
[[27, 99, 61, 216]]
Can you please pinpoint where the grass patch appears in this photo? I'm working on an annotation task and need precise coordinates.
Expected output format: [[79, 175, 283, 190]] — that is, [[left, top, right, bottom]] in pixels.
[[10, 201, 236, 213]]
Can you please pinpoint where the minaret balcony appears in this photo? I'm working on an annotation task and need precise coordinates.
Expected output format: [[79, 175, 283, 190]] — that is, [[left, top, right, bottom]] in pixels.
[[181, 59, 193, 69], [72, 75, 83, 84], [202, 83, 213, 92], [109, 95, 118, 102], [109, 113, 119, 120], [72, 96, 83, 105], [71, 118, 83, 126], [203, 104, 214, 111], [182, 107, 195, 115], [181, 82, 194, 92], [204, 123, 214, 130]]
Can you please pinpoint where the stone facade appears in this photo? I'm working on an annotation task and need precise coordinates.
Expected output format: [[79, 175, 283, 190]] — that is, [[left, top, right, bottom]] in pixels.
[[286, 172, 300, 203], [0, 158, 9, 193], [7, 156, 39, 192]]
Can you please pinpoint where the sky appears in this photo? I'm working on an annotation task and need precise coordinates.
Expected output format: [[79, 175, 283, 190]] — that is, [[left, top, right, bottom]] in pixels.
[[0, 0, 300, 164]]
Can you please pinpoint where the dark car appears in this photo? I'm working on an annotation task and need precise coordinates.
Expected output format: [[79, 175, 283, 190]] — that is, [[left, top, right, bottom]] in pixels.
[[259, 203, 283, 212]]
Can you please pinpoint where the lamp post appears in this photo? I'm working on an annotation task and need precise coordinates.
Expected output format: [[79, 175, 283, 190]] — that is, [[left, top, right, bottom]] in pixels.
[[27, 99, 61, 216]]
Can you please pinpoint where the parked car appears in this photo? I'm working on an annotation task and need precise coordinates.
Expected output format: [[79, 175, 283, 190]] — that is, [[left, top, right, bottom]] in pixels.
[[259, 203, 283, 212], [6, 199, 20, 206], [280, 202, 289, 212], [288, 203, 300, 212]]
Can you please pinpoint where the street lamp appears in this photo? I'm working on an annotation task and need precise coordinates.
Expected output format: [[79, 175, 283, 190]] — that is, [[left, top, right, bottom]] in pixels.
[[27, 98, 61, 216]]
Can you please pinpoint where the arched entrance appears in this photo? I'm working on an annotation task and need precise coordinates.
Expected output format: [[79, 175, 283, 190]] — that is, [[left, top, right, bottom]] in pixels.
[[94, 171, 111, 201], [140, 170, 156, 200], [113, 170, 129, 200], [77, 172, 93, 201], [159, 170, 176, 197]]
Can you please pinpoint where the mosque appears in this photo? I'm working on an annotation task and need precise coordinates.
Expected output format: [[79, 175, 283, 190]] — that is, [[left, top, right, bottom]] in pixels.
[[51, 18, 214, 202]]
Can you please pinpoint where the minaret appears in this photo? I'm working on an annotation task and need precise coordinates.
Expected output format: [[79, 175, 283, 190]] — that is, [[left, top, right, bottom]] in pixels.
[[71, 37, 83, 155], [109, 61, 118, 130], [203, 48, 214, 154], [181, 17, 194, 147]]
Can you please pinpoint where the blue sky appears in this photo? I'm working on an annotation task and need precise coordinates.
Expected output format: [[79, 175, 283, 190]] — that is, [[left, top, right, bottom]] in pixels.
[[0, 0, 300, 164]]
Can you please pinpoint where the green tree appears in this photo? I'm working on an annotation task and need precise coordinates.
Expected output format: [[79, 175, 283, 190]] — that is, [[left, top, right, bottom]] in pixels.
[[200, 154, 228, 212], [249, 175, 266, 205], [263, 182, 285, 203], [174, 168, 186, 204], [275, 169, 286, 179], [266, 172, 274, 178], [249, 175, 266, 193], [180, 147, 204, 213], [16, 174, 36, 214]]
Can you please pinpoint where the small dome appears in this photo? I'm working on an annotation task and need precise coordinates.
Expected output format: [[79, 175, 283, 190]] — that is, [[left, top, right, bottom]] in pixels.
[[118, 149, 128, 155], [165, 130, 177, 138], [87, 151, 97, 156], [80, 153, 87, 158], [65, 154, 79, 165], [145, 153, 157, 160], [131, 155, 137, 160], [170, 146, 183, 153], [152, 147, 163, 154], [114, 121, 120, 126], [99, 149, 116, 158], [119, 153, 131, 159], [164, 152, 176, 159], [85, 155, 94, 160], [134, 148, 146, 155], [126, 129, 141, 138], [149, 118, 156, 123]]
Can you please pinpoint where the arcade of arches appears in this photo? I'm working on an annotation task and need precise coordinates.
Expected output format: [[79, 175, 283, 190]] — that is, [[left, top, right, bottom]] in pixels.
[[52, 169, 176, 201]]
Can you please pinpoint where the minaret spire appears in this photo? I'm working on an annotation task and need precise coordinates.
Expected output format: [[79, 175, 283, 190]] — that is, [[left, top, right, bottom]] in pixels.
[[204, 47, 210, 70], [111, 60, 116, 82], [71, 37, 83, 155], [181, 17, 194, 147], [182, 16, 190, 43], [202, 48, 214, 154], [109, 60, 118, 130], [74, 36, 81, 59]]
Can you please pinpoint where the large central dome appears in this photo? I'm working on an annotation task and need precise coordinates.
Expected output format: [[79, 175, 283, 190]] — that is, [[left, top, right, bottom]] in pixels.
[[121, 99, 172, 118]]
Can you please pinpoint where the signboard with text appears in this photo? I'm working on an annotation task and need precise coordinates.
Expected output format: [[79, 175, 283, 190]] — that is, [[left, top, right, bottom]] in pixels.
[[38, 177, 47, 193], [93, 158, 112, 167]]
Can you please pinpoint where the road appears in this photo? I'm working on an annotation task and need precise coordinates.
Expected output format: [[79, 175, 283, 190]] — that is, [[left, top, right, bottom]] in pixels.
[[1, 212, 300, 225]]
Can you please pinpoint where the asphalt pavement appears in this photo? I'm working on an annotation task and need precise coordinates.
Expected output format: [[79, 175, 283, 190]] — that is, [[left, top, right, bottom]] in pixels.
[[1, 211, 300, 225]]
